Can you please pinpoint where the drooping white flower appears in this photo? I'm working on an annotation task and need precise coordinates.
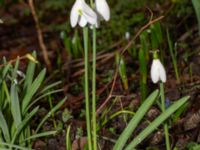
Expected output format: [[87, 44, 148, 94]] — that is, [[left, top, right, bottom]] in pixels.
[[150, 59, 166, 83], [95, 0, 110, 21], [125, 31, 130, 40], [0, 19, 3, 24], [70, 0, 97, 27]]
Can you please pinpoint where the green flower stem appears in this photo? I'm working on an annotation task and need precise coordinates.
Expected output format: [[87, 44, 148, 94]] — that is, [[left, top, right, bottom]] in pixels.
[[160, 82, 170, 150], [90, 0, 94, 8], [92, 27, 97, 150], [83, 27, 92, 150]]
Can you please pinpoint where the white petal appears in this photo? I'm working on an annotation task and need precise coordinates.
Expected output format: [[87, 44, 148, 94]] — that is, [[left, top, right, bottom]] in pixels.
[[150, 60, 160, 83], [95, 0, 110, 21], [70, 0, 81, 27], [151, 59, 167, 83], [81, 0, 97, 25], [90, 19, 100, 29], [79, 16, 87, 27], [158, 61, 166, 82]]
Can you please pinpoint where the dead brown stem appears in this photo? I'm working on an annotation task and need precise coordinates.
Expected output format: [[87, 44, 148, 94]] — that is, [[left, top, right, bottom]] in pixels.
[[28, 0, 52, 71]]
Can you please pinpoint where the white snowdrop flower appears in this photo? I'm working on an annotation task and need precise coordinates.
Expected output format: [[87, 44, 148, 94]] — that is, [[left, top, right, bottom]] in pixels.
[[70, 0, 97, 27], [17, 70, 25, 78], [0, 19, 3, 24], [14, 79, 18, 85], [125, 32, 130, 40], [95, 0, 110, 21], [150, 59, 166, 83]]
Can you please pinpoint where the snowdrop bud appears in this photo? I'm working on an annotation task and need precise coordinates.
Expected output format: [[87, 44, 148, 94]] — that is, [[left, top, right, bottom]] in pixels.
[[70, 0, 97, 27], [17, 70, 26, 78], [125, 32, 130, 40], [150, 58, 166, 84], [14, 79, 18, 85], [95, 0, 110, 21], [0, 19, 3, 24]]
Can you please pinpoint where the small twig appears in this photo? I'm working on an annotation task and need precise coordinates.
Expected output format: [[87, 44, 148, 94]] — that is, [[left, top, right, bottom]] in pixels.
[[96, 14, 164, 115], [121, 15, 164, 55], [146, 6, 153, 21], [28, 0, 52, 71], [73, 53, 115, 68], [0, 54, 29, 68], [96, 67, 118, 115]]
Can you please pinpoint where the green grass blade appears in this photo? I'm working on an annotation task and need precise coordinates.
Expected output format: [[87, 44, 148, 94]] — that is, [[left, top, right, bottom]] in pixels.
[[125, 96, 190, 150], [38, 81, 62, 94], [24, 89, 63, 114], [113, 90, 159, 150], [11, 106, 39, 144], [116, 53, 129, 90], [22, 131, 57, 142], [0, 142, 32, 150], [166, 29, 180, 83], [192, 0, 200, 35], [12, 57, 20, 80], [3, 81, 10, 102], [11, 84, 22, 128], [2, 64, 11, 79], [0, 110, 10, 142], [66, 125, 72, 150], [22, 69, 46, 114], [36, 97, 67, 133], [23, 51, 36, 91], [139, 48, 148, 102], [0, 148, 7, 150]]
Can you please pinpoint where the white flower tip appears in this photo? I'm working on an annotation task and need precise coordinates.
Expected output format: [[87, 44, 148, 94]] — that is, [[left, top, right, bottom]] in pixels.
[[95, 0, 110, 21], [70, 0, 81, 27], [102, 6, 110, 21], [150, 59, 167, 84], [70, 15, 77, 28], [70, 0, 97, 28], [81, 0, 97, 25]]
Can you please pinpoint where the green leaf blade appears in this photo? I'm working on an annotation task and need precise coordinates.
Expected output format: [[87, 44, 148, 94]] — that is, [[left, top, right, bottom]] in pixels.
[[22, 69, 46, 114], [113, 90, 159, 150], [0, 110, 10, 142], [125, 96, 190, 150]]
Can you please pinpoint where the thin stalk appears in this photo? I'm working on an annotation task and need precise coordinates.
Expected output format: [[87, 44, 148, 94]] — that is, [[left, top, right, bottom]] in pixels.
[[92, 27, 97, 149], [101, 110, 135, 128], [166, 29, 180, 83], [90, 0, 94, 8], [66, 125, 72, 150], [160, 82, 170, 150], [83, 27, 92, 150], [48, 95, 57, 129]]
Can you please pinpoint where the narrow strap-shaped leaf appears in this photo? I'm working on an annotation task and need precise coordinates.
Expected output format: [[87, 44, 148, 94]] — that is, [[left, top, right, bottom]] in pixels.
[[38, 81, 62, 94], [66, 125, 72, 150], [36, 97, 67, 133], [125, 96, 189, 150], [22, 69, 46, 114], [2, 63, 11, 79], [0, 142, 32, 150], [23, 51, 36, 91], [11, 106, 39, 144], [192, 0, 200, 35], [21, 130, 57, 142], [0, 110, 10, 142], [11, 84, 22, 128], [12, 57, 20, 80], [113, 90, 159, 150], [24, 89, 63, 114]]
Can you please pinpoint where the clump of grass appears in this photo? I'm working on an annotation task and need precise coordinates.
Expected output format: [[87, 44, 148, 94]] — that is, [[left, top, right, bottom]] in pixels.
[[0, 52, 66, 149]]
